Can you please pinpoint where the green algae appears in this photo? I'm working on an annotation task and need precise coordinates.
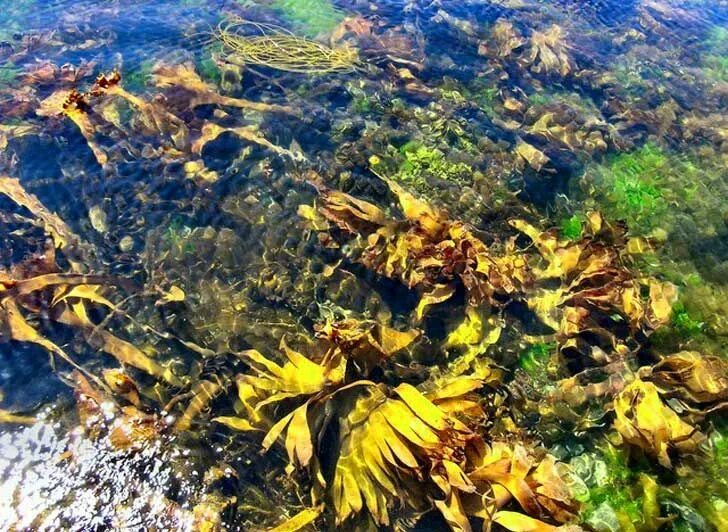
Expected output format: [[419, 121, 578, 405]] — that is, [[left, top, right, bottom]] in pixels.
[[581, 144, 728, 246], [199, 57, 223, 86], [0, 62, 20, 85], [559, 214, 583, 240], [267, 0, 345, 38], [527, 89, 600, 116], [589, 144, 668, 233], [670, 302, 705, 339], [389, 142, 474, 192], [571, 444, 663, 532], [663, 425, 728, 531], [124, 59, 158, 92], [518, 341, 556, 374], [702, 54, 728, 82]]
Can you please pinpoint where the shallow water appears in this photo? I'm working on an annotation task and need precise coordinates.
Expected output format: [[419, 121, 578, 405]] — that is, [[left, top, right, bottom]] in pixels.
[[0, 0, 727, 530]]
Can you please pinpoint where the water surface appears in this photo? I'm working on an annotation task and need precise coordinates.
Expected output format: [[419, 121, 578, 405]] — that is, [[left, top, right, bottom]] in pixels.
[[0, 0, 727, 530]]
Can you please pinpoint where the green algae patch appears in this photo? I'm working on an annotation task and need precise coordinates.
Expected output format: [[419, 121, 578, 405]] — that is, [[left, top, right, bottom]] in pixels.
[[586, 144, 668, 234], [268, 0, 345, 38], [397, 142, 473, 185], [518, 342, 556, 375], [559, 214, 583, 241]]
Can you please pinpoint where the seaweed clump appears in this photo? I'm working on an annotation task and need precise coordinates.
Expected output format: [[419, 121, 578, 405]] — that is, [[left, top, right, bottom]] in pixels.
[[215, 17, 358, 74]]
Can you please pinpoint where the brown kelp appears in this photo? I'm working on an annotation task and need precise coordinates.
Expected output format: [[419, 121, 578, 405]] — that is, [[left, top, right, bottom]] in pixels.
[[0, 238, 183, 388], [307, 177, 674, 354], [34, 65, 301, 186]]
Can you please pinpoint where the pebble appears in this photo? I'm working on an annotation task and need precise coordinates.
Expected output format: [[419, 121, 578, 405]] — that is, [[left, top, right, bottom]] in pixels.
[[89, 205, 108, 233], [119, 235, 134, 252]]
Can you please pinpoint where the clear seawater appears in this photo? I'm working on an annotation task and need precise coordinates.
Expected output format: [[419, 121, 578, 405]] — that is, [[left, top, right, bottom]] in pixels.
[[0, 0, 727, 530]]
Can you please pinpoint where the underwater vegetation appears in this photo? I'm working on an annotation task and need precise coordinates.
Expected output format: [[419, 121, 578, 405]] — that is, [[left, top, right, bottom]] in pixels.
[[268, 0, 345, 38], [215, 16, 359, 74], [0, 0, 727, 530]]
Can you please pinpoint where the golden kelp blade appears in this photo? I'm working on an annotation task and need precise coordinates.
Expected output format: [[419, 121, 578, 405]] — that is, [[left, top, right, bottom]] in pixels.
[[481, 20, 525, 58], [443, 306, 503, 371], [433, 489, 471, 532], [0, 175, 82, 252], [464, 442, 580, 528], [239, 339, 345, 408], [650, 351, 728, 404], [213, 415, 256, 432], [51, 283, 116, 310], [515, 139, 550, 172], [332, 383, 477, 526], [314, 318, 420, 372], [55, 303, 185, 387], [0, 409, 36, 425], [191, 122, 302, 161], [493, 511, 574, 531], [613, 379, 704, 468], [269, 505, 323, 532], [508, 219, 584, 280], [382, 175, 445, 237], [316, 188, 389, 231], [511, 216, 676, 359], [425, 376, 489, 417], [415, 284, 456, 321], [0, 297, 96, 381], [215, 342, 346, 435], [9, 272, 119, 297], [310, 181, 532, 316], [37, 90, 108, 166], [151, 63, 296, 115], [527, 112, 607, 154], [0, 123, 36, 150], [520, 25, 575, 77], [91, 71, 189, 150], [262, 401, 314, 470]]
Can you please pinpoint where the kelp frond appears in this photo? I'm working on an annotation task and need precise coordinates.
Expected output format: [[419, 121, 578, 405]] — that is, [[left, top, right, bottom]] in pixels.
[[331, 382, 477, 526], [613, 378, 705, 468], [214, 324, 579, 530], [314, 318, 420, 373], [0, 175, 84, 253], [0, 246, 184, 388], [151, 62, 296, 115], [242, 337, 346, 407], [37, 89, 108, 165], [649, 351, 728, 406], [91, 70, 189, 149], [511, 213, 676, 361], [307, 179, 672, 365], [306, 179, 531, 317]]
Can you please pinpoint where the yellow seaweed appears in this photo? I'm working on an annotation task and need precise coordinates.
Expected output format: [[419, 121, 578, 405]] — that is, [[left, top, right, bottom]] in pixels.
[[216, 17, 359, 74]]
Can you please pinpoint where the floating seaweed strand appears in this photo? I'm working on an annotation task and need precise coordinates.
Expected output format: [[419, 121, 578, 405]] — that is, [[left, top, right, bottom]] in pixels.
[[215, 17, 359, 74]]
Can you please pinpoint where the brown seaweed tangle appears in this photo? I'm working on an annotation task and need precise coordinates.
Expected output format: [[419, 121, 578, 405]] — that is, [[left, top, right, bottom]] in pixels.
[[0, 241, 184, 388], [306, 177, 532, 320], [510, 213, 677, 362]]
